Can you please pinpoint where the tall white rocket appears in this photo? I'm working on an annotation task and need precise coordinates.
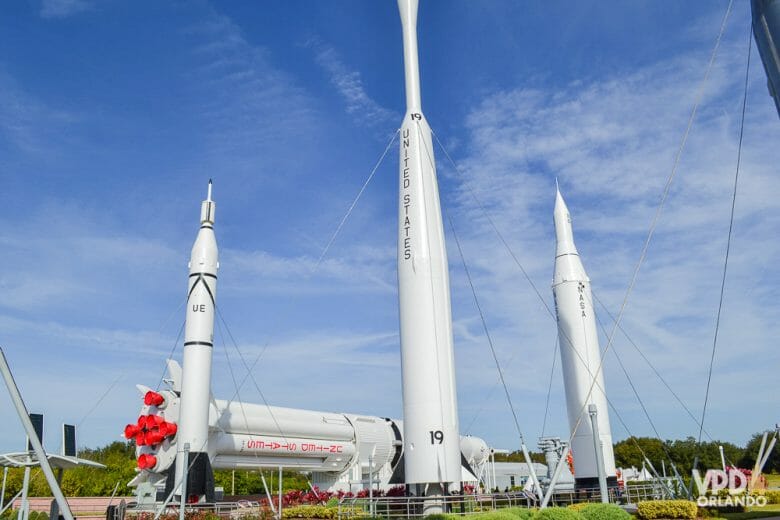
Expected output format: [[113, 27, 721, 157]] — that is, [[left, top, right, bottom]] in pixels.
[[552, 187, 617, 488], [396, 0, 462, 492], [175, 181, 218, 499]]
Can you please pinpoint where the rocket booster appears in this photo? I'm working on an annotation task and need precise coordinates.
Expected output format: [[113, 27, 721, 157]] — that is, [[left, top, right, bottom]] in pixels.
[[552, 187, 617, 487], [175, 181, 219, 500], [397, 0, 461, 487]]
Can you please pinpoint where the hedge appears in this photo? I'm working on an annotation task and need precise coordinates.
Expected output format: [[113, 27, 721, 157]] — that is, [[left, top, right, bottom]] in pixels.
[[469, 512, 521, 520], [282, 506, 337, 519], [504, 508, 535, 520], [532, 507, 583, 520], [577, 503, 631, 520], [637, 500, 698, 520]]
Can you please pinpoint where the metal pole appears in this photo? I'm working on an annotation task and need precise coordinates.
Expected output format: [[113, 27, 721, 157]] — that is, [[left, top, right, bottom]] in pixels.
[[718, 446, 726, 472], [179, 443, 190, 520], [278, 467, 283, 520], [260, 472, 276, 515], [0, 348, 74, 520], [17, 465, 30, 520], [520, 442, 544, 501], [588, 404, 608, 503], [759, 437, 777, 475], [368, 452, 374, 518], [0, 491, 23, 517], [755, 433, 768, 473], [1, 467, 7, 510], [490, 451, 496, 492], [671, 463, 686, 498], [644, 458, 672, 499]]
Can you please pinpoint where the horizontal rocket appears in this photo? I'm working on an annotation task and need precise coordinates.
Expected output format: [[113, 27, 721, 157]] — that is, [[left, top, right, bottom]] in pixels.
[[396, 0, 462, 492], [552, 187, 617, 488], [126, 364, 490, 491]]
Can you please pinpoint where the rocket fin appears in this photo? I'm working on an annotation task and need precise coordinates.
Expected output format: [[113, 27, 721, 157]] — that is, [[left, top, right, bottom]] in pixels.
[[165, 359, 183, 393]]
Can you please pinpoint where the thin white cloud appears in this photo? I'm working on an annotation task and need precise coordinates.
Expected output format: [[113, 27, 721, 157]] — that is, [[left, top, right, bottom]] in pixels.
[[0, 71, 78, 154], [39, 0, 90, 19], [183, 13, 319, 177], [306, 37, 398, 130], [222, 244, 396, 295], [439, 28, 780, 445]]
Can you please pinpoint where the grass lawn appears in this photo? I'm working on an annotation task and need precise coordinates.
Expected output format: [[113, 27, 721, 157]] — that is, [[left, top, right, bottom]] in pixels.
[[764, 474, 780, 490], [720, 513, 779, 520], [721, 504, 780, 520]]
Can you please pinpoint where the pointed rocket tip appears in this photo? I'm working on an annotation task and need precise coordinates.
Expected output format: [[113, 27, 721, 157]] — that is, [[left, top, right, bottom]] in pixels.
[[554, 182, 566, 208], [207, 179, 213, 201]]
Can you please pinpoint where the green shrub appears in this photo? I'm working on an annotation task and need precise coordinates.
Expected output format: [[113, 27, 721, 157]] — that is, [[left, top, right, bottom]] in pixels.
[[424, 515, 451, 520], [532, 507, 583, 520], [754, 490, 780, 505], [281, 505, 337, 519], [636, 500, 697, 520], [503, 507, 535, 520], [567, 504, 592, 513], [469, 512, 519, 520], [577, 503, 631, 520]]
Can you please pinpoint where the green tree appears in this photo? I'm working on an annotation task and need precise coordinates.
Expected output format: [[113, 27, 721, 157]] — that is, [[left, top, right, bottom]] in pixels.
[[493, 450, 546, 464], [738, 432, 780, 473], [613, 437, 667, 471], [214, 469, 309, 496]]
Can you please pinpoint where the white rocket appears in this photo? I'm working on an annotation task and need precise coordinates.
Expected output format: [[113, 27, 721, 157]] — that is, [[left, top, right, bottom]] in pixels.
[[396, 0, 462, 495], [552, 186, 617, 489], [174, 181, 219, 500]]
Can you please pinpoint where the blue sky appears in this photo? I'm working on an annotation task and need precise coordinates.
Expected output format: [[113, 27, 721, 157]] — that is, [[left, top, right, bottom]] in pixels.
[[1, 0, 778, 462]]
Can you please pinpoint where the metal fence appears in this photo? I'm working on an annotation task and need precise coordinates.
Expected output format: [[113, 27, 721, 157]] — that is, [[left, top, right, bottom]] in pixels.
[[124, 500, 264, 520], [118, 483, 676, 520], [339, 493, 536, 520], [543, 483, 667, 507], [337, 484, 673, 520]]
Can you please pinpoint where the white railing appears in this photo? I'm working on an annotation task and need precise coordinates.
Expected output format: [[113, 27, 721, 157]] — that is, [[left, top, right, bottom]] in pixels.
[[119, 484, 674, 520], [338, 493, 535, 520]]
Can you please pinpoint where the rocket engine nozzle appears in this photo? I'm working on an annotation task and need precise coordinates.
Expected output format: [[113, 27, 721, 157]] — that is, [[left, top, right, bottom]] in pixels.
[[124, 424, 140, 439], [137, 454, 157, 470], [144, 391, 166, 407]]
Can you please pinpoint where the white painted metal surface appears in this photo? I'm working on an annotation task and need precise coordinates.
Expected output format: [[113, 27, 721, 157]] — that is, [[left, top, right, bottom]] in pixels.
[[396, 0, 461, 488], [552, 187, 616, 482], [174, 182, 219, 491], [213, 401, 355, 441]]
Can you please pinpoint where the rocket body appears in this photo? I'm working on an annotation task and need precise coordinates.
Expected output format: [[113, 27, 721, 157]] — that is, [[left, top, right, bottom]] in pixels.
[[174, 186, 218, 499], [397, 0, 461, 488], [552, 188, 617, 487]]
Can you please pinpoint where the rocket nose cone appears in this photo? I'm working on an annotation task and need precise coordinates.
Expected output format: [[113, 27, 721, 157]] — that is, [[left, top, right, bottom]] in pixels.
[[554, 187, 577, 255], [554, 185, 568, 216]]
